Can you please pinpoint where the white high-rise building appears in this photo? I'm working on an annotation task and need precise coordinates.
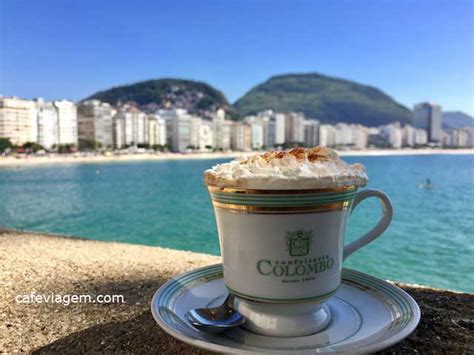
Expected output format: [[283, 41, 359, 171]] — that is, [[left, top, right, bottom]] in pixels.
[[158, 109, 179, 147], [147, 114, 167, 147], [77, 100, 113, 147], [256, 111, 273, 148], [381, 123, 403, 148], [250, 122, 264, 150], [304, 120, 319, 146], [414, 128, 428, 146], [199, 120, 213, 151], [264, 118, 276, 148], [0, 96, 35, 145], [334, 123, 353, 146], [190, 116, 202, 149], [53, 100, 77, 145], [413, 102, 442, 143], [261, 112, 285, 147], [155, 116, 167, 146], [160, 108, 200, 152], [113, 110, 124, 149], [231, 122, 251, 152], [351, 124, 369, 149], [113, 114, 126, 148], [402, 125, 415, 147], [274, 113, 286, 145], [171, 110, 192, 152], [213, 113, 231, 151], [319, 124, 336, 147], [468, 127, 474, 148], [285, 113, 305, 144], [243, 115, 265, 150], [33, 98, 58, 149], [136, 112, 148, 145], [147, 115, 157, 147], [216, 108, 226, 120], [402, 124, 426, 147], [124, 109, 134, 145], [128, 106, 141, 145], [113, 106, 133, 146], [391, 128, 403, 149], [114, 105, 150, 147]]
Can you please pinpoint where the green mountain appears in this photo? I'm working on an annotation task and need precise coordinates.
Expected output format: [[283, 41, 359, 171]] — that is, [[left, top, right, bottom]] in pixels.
[[442, 111, 473, 129], [85, 78, 231, 115], [233, 73, 412, 126]]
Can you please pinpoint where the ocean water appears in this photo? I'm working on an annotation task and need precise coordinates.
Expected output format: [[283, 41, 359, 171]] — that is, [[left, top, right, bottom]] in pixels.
[[0, 154, 473, 293]]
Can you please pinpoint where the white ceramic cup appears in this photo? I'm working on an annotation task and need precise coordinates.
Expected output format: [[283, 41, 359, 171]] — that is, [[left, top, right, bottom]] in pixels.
[[207, 185, 393, 337]]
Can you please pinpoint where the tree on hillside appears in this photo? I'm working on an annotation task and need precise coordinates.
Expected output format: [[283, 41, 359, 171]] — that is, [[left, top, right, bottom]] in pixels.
[[56, 144, 77, 154], [22, 142, 44, 153], [79, 139, 102, 151], [0, 138, 13, 153], [151, 144, 165, 152]]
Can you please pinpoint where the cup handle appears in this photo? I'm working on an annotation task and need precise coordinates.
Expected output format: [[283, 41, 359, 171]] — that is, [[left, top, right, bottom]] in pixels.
[[343, 189, 393, 261]]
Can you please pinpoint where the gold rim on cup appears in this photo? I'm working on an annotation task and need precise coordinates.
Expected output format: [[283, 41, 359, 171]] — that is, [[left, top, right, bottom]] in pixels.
[[207, 185, 358, 214]]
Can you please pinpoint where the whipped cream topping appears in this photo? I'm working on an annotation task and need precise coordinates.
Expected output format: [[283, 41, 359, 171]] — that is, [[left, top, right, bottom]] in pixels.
[[204, 147, 368, 190]]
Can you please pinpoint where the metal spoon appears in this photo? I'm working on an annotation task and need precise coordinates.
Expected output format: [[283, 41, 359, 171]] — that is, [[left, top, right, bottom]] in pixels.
[[185, 294, 245, 333]]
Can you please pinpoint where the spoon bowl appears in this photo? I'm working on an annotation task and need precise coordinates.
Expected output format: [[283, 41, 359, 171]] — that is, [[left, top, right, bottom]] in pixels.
[[185, 294, 245, 333]]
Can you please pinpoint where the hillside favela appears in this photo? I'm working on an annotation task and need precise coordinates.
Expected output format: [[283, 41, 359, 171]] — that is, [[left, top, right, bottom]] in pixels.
[[1, 75, 473, 161]]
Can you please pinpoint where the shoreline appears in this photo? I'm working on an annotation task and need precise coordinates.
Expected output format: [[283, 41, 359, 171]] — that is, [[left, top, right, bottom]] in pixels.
[[0, 148, 473, 167]]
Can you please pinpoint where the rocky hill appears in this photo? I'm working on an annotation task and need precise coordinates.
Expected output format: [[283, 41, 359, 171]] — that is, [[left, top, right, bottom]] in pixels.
[[233, 73, 412, 126], [85, 79, 232, 116]]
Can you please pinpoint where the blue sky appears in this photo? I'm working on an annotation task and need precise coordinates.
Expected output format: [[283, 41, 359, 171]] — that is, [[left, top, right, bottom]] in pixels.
[[1, 0, 473, 115]]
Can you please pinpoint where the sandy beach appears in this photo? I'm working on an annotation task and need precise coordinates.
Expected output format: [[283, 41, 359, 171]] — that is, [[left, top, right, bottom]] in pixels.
[[0, 148, 472, 167], [1, 229, 472, 353]]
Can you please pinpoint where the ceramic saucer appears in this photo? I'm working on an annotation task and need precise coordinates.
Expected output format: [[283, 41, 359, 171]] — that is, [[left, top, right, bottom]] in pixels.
[[151, 264, 420, 354]]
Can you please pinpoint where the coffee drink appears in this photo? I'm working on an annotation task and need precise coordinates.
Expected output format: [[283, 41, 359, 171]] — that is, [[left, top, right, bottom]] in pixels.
[[204, 147, 392, 337]]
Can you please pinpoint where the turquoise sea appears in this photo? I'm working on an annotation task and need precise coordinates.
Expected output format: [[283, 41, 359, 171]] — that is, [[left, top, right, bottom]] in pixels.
[[1, 154, 473, 293]]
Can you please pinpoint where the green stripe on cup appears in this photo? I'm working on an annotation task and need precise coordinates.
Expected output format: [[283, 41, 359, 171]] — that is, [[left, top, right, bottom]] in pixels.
[[210, 190, 357, 199], [226, 285, 340, 303], [211, 193, 356, 201], [210, 190, 357, 207], [211, 196, 355, 206]]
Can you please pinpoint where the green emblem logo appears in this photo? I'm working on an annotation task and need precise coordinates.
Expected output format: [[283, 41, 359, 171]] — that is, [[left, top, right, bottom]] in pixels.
[[286, 230, 313, 256]]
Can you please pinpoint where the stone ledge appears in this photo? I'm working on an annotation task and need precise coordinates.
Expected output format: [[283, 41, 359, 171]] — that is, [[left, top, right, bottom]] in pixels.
[[1, 229, 472, 353]]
